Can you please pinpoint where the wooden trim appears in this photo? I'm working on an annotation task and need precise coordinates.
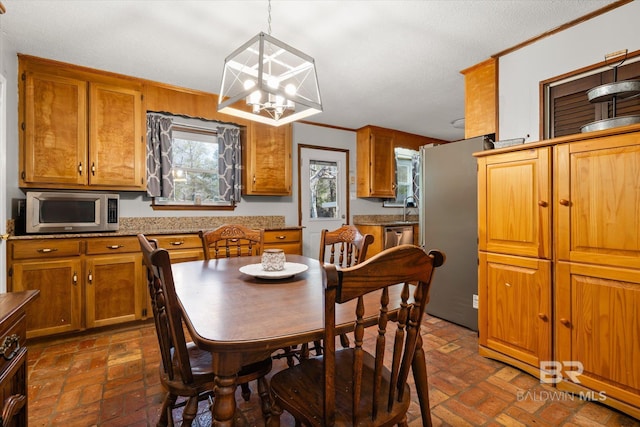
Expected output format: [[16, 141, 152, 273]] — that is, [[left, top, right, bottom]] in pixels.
[[492, 0, 632, 58], [298, 120, 357, 133], [150, 203, 236, 211]]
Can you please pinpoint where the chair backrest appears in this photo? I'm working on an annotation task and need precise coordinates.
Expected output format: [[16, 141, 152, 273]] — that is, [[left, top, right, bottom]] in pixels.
[[321, 244, 445, 425], [319, 225, 374, 267], [138, 234, 194, 385], [199, 224, 264, 260]]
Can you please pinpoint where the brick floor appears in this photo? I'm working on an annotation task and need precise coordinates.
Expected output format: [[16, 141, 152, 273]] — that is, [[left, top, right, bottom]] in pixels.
[[27, 316, 640, 426]]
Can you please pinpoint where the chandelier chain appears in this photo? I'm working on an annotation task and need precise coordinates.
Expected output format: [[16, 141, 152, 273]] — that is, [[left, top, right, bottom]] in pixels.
[[267, 0, 272, 36]]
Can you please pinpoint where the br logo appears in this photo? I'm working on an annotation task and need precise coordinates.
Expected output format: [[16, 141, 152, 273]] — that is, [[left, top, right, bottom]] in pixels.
[[540, 361, 583, 384]]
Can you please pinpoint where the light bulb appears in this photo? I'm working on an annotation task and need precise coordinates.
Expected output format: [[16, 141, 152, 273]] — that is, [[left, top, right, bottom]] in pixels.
[[268, 78, 279, 89], [244, 79, 256, 90], [249, 90, 262, 105], [285, 83, 297, 96]]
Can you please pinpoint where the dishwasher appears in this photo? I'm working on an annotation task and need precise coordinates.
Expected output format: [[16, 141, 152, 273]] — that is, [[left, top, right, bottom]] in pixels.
[[384, 226, 414, 249]]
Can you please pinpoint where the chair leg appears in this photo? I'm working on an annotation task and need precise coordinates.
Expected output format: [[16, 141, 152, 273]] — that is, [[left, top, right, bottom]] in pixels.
[[267, 401, 282, 427], [158, 393, 177, 427], [240, 382, 252, 402], [339, 333, 350, 348], [312, 340, 323, 355], [257, 376, 271, 421], [181, 396, 199, 427], [412, 335, 433, 427]]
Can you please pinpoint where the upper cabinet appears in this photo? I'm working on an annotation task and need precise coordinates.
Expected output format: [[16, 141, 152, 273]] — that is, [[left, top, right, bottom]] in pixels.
[[461, 57, 498, 139], [243, 122, 292, 195], [356, 125, 448, 198], [19, 55, 146, 190], [356, 126, 396, 198]]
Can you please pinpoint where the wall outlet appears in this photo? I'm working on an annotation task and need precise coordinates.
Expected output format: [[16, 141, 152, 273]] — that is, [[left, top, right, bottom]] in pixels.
[[472, 294, 478, 309]]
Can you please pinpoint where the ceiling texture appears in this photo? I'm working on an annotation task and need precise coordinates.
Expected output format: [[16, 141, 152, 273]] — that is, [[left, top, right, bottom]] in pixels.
[[0, 0, 620, 141]]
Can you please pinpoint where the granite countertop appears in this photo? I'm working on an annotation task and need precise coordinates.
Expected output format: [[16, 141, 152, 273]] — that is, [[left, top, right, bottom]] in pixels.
[[7, 216, 301, 240], [353, 215, 419, 227]]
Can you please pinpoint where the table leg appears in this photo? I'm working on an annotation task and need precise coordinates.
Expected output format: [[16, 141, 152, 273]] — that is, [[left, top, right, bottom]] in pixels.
[[412, 333, 433, 427], [212, 373, 238, 427]]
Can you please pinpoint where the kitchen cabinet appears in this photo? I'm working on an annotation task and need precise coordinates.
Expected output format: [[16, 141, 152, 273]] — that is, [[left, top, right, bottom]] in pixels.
[[475, 127, 640, 418], [356, 126, 396, 198], [0, 291, 39, 427], [461, 57, 498, 139], [8, 236, 146, 338], [18, 55, 145, 191], [263, 228, 302, 255], [149, 234, 204, 263], [243, 122, 292, 195]]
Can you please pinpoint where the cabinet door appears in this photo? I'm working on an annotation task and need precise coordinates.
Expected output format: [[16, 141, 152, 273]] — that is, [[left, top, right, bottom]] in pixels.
[[23, 71, 87, 186], [11, 259, 83, 338], [85, 254, 144, 328], [369, 130, 396, 197], [555, 134, 640, 269], [462, 58, 497, 139], [478, 147, 551, 258], [244, 123, 292, 195], [479, 252, 551, 369], [88, 83, 145, 189], [555, 261, 640, 409]]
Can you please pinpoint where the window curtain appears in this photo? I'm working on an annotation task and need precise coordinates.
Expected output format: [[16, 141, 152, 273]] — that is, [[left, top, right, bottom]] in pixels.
[[146, 114, 174, 198], [217, 126, 242, 202]]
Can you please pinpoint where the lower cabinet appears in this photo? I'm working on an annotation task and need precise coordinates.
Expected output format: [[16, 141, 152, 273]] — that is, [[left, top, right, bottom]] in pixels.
[[150, 234, 204, 263], [263, 228, 302, 254], [478, 252, 551, 377], [555, 261, 640, 418], [8, 237, 146, 339]]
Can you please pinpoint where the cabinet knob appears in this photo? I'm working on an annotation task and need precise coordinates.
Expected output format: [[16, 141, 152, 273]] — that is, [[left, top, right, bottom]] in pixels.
[[37, 248, 58, 253], [538, 313, 548, 321], [276, 235, 287, 240], [91, 162, 96, 176], [107, 245, 124, 250], [560, 318, 571, 327], [88, 271, 93, 284], [78, 162, 83, 176], [170, 241, 184, 246], [559, 199, 570, 206], [538, 200, 548, 207], [73, 272, 78, 285]]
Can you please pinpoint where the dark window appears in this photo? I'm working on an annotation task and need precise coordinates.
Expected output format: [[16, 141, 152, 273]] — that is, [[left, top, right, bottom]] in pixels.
[[545, 59, 640, 139]]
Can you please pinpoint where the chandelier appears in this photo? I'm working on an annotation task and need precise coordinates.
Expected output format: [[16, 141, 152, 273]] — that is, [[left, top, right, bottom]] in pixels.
[[217, 1, 322, 126]]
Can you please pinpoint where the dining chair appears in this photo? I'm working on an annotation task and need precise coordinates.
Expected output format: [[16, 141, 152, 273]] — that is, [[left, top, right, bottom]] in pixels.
[[268, 244, 445, 427], [138, 234, 272, 427], [199, 224, 263, 260], [316, 225, 374, 352]]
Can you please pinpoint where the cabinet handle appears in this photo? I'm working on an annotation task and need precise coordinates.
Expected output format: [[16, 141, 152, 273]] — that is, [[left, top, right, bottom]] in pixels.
[[78, 162, 83, 175], [276, 235, 287, 240], [253, 175, 256, 184], [73, 272, 78, 285], [538, 200, 548, 207], [559, 199, 570, 206], [538, 313, 548, 321], [37, 248, 58, 253], [91, 162, 96, 176], [0, 334, 21, 361], [170, 241, 184, 246], [107, 245, 124, 250], [559, 318, 571, 327], [88, 270, 93, 284]]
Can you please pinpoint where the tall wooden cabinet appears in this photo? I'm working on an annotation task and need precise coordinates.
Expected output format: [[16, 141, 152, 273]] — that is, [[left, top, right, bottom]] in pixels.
[[19, 55, 146, 191], [477, 147, 552, 375], [476, 127, 640, 419], [356, 126, 396, 198], [461, 58, 498, 139]]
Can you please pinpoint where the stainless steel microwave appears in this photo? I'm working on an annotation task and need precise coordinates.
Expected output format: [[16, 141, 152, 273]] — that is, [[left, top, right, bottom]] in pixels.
[[21, 191, 119, 234]]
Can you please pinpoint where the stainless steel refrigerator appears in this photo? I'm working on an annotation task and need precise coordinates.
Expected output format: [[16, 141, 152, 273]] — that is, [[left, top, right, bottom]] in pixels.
[[419, 137, 483, 331]]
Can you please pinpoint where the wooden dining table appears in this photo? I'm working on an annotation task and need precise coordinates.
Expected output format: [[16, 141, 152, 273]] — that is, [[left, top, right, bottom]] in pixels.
[[171, 254, 431, 427]]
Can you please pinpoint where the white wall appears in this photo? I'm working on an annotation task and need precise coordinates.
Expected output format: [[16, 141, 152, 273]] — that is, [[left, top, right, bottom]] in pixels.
[[499, 1, 640, 142]]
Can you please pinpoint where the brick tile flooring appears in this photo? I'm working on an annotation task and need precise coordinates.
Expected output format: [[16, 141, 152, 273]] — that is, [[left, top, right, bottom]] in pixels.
[[27, 316, 640, 426]]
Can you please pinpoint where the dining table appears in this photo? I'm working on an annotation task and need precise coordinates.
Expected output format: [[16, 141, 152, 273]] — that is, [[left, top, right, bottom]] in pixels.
[[171, 254, 431, 427]]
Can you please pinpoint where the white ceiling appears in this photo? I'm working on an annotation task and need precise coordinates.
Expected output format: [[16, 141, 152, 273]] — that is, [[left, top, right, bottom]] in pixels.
[[0, 0, 619, 141]]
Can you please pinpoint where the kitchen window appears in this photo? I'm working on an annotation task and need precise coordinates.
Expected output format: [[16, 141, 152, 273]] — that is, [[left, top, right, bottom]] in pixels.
[[383, 148, 419, 208], [147, 114, 242, 209]]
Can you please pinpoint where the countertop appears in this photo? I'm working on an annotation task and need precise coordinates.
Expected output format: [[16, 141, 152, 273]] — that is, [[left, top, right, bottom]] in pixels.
[[7, 215, 302, 240], [353, 214, 419, 227]]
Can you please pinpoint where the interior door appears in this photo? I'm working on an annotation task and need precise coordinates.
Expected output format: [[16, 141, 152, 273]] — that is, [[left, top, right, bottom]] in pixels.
[[299, 146, 348, 258]]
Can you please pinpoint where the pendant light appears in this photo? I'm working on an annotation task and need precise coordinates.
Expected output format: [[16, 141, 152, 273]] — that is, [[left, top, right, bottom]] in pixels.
[[217, 0, 322, 126]]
